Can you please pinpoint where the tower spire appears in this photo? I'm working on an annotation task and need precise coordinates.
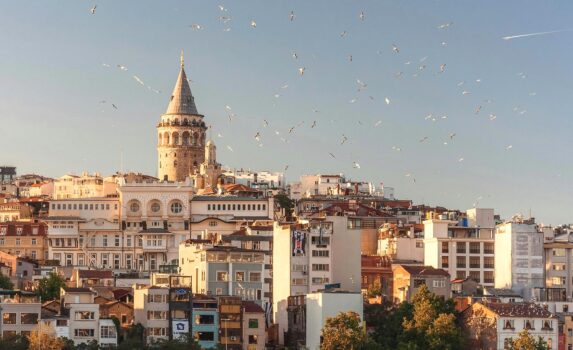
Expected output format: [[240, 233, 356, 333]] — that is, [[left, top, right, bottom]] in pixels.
[[165, 52, 198, 115], [180, 49, 184, 67]]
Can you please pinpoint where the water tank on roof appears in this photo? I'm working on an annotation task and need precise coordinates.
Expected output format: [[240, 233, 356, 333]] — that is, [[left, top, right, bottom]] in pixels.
[[462, 218, 468, 227]]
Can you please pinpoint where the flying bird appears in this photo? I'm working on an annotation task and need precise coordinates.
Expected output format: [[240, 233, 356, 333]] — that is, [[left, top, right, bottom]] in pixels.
[[190, 24, 204, 30], [218, 5, 227, 12], [289, 11, 295, 21], [117, 65, 128, 71], [284, 165, 289, 171], [298, 67, 305, 76], [353, 162, 361, 169], [385, 97, 390, 105], [292, 52, 298, 60], [340, 31, 347, 38], [489, 114, 497, 121], [90, 5, 97, 14], [439, 64, 446, 73], [311, 121, 317, 128], [392, 44, 400, 53], [329, 153, 336, 158], [340, 134, 348, 145], [254, 132, 261, 141], [505, 145, 513, 150], [419, 136, 428, 143], [226, 145, 234, 152], [263, 119, 269, 127], [449, 133, 456, 140], [437, 22, 453, 29], [374, 120, 382, 127], [359, 11, 365, 21], [250, 20, 257, 28], [112, 104, 118, 109], [502, 29, 573, 41]]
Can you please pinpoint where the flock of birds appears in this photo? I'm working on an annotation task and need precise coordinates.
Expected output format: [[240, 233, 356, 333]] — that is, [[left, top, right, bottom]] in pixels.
[[88, 4, 568, 195]]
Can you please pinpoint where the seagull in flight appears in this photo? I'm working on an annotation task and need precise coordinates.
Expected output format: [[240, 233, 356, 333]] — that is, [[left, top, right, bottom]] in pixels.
[[385, 97, 391, 105], [227, 145, 234, 152], [353, 162, 361, 169], [449, 133, 456, 140], [392, 44, 400, 53], [298, 67, 305, 76], [311, 121, 317, 128], [112, 104, 118, 109], [359, 11, 365, 21], [329, 153, 336, 159], [374, 120, 382, 127], [250, 20, 257, 28], [439, 64, 446, 73], [289, 11, 295, 21], [340, 134, 348, 145], [90, 5, 97, 14], [505, 145, 513, 150], [284, 165, 289, 171], [437, 22, 453, 29], [419, 136, 428, 143], [263, 119, 269, 127], [254, 132, 261, 141]]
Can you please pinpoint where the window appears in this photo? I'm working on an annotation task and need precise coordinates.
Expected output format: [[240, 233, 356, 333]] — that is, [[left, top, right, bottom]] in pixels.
[[196, 332, 215, 341], [217, 271, 228, 281], [312, 277, 330, 284], [524, 320, 535, 330], [114, 254, 120, 269], [564, 305, 569, 313], [432, 280, 445, 288], [130, 202, 140, 212], [235, 271, 245, 282], [147, 311, 167, 320], [249, 318, 259, 329], [470, 256, 480, 268], [484, 242, 494, 254], [209, 221, 218, 227], [126, 236, 132, 247], [456, 256, 466, 268], [171, 202, 182, 214], [469, 242, 480, 254], [311, 236, 330, 246], [413, 279, 425, 287], [0, 238, 3, 246], [148, 294, 166, 303], [312, 250, 329, 257], [250, 272, 261, 282], [74, 329, 95, 337], [312, 264, 329, 271], [20, 313, 38, 325], [554, 248, 566, 257], [441, 256, 449, 268], [15, 238, 20, 246], [456, 242, 466, 254], [115, 235, 120, 247], [66, 254, 73, 266], [30, 238, 36, 246], [103, 235, 108, 247], [100, 325, 116, 339], [456, 271, 466, 279], [75, 311, 95, 320], [151, 202, 161, 213], [102, 253, 109, 267], [543, 320, 553, 330], [3, 313, 16, 324], [441, 242, 449, 253], [415, 241, 423, 248], [126, 254, 132, 270], [469, 271, 481, 283], [484, 257, 494, 269], [194, 314, 215, 325], [503, 319, 515, 329], [484, 271, 494, 284], [78, 253, 84, 266]]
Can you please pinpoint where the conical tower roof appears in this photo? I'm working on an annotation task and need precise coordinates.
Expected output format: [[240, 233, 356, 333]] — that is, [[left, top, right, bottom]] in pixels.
[[165, 51, 199, 115]]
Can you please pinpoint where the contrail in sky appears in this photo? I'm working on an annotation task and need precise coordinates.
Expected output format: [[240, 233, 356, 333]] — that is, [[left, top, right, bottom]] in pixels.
[[502, 29, 573, 40]]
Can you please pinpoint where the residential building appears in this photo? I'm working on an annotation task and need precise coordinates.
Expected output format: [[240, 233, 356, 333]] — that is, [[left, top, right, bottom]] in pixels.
[[424, 208, 496, 287], [0, 221, 47, 260], [133, 275, 193, 344], [0, 290, 41, 338], [462, 302, 558, 350], [99, 300, 134, 329], [223, 168, 285, 190], [242, 301, 266, 350], [192, 294, 219, 349], [52, 172, 117, 199], [285, 295, 306, 350], [118, 179, 192, 271], [179, 243, 268, 307], [495, 216, 544, 300], [392, 265, 451, 303], [60, 287, 118, 346], [190, 194, 274, 223], [377, 222, 424, 263], [361, 255, 393, 298], [483, 288, 524, 303], [273, 216, 361, 344], [70, 269, 115, 288], [0, 252, 37, 289], [45, 198, 123, 269], [293, 174, 375, 200], [219, 296, 243, 350], [540, 229, 573, 302], [305, 291, 363, 350]]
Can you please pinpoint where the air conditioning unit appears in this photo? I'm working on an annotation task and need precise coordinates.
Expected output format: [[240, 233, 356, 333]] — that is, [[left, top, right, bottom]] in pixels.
[[230, 336, 238, 341], [302, 271, 307, 275]]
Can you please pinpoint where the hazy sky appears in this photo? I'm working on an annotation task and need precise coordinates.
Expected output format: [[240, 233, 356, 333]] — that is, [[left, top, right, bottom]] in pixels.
[[1, 1, 572, 224]]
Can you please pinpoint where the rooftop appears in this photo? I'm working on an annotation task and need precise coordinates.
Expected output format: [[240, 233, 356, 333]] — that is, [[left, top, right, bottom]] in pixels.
[[479, 302, 556, 318]]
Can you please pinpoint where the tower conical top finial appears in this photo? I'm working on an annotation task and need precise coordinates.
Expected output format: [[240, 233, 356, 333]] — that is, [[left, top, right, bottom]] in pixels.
[[180, 49, 184, 67]]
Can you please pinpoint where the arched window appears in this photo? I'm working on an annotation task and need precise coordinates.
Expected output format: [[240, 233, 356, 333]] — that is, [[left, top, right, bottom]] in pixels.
[[182, 118, 189, 126], [164, 132, 170, 145], [174, 160, 178, 167], [182, 132, 190, 145], [170, 201, 183, 214], [158, 133, 162, 145], [200, 133, 206, 146], [172, 132, 179, 146], [192, 133, 198, 146]]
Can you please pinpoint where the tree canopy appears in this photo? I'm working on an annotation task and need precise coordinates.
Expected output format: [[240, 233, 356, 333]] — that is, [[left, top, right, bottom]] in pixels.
[[321, 311, 365, 350], [37, 272, 66, 301]]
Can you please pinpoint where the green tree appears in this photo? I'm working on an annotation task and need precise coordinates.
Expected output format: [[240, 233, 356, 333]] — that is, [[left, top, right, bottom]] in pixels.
[[148, 332, 201, 350], [274, 193, 295, 221], [28, 322, 65, 350], [0, 333, 29, 350], [366, 300, 413, 350], [508, 329, 549, 350], [37, 272, 66, 301], [320, 311, 365, 350], [117, 323, 145, 350], [367, 279, 382, 298], [0, 272, 14, 289], [426, 313, 463, 350]]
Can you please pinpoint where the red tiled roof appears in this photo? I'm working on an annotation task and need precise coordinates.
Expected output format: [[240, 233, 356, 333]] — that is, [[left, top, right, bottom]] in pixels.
[[77, 270, 114, 279], [112, 288, 133, 300], [479, 302, 556, 318], [0, 222, 47, 236]]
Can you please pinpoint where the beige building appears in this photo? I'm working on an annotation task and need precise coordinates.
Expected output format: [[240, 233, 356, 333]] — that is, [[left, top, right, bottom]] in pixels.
[[242, 301, 266, 350], [0, 221, 47, 260], [0, 291, 41, 338], [53, 172, 117, 199], [424, 208, 496, 287], [392, 265, 451, 303], [157, 52, 208, 182], [134, 285, 170, 343]]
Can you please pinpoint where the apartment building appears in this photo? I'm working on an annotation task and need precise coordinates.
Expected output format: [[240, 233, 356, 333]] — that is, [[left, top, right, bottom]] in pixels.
[[242, 301, 266, 350], [192, 294, 219, 349], [424, 208, 496, 287], [537, 229, 573, 302], [0, 221, 47, 260], [0, 291, 41, 338], [190, 195, 274, 223], [392, 265, 451, 303], [179, 243, 268, 308], [219, 296, 243, 350], [133, 275, 193, 344], [52, 173, 117, 199], [377, 222, 424, 263], [495, 217, 544, 300]]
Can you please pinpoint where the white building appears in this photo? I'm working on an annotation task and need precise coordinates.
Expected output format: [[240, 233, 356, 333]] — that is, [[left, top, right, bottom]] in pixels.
[[46, 198, 122, 268], [305, 292, 364, 350], [273, 216, 361, 344], [223, 168, 285, 189], [495, 217, 544, 300], [118, 178, 193, 271], [423, 208, 496, 287], [190, 195, 274, 223], [377, 223, 424, 263], [463, 302, 558, 350]]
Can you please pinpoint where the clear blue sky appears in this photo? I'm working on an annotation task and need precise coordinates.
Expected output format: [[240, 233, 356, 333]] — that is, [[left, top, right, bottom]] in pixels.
[[1, 1, 572, 224]]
